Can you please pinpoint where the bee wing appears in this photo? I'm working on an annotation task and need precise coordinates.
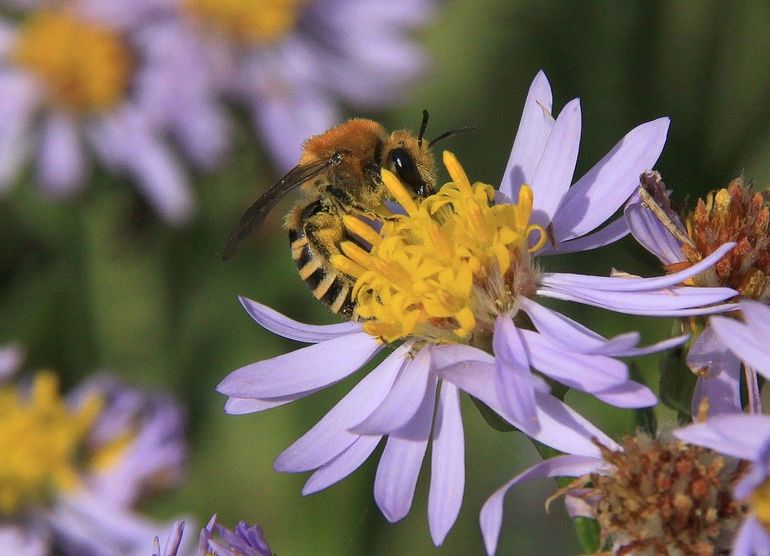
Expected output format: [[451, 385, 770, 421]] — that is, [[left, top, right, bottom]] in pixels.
[[221, 151, 346, 260]]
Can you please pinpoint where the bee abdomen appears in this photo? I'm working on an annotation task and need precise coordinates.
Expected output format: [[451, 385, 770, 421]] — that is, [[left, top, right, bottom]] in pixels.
[[289, 227, 358, 319]]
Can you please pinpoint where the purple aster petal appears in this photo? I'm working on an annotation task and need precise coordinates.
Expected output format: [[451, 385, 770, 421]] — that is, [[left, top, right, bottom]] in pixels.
[[479, 455, 605, 556], [674, 415, 770, 461], [154, 520, 185, 556], [0, 525, 48, 556], [238, 296, 362, 343], [540, 241, 735, 292], [593, 381, 657, 408], [274, 344, 408, 472], [0, 72, 37, 191], [538, 283, 737, 316], [0, 343, 23, 381], [552, 117, 670, 241], [433, 360, 617, 455], [225, 396, 295, 414], [217, 332, 381, 399], [428, 382, 464, 546], [687, 327, 741, 416], [493, 316, 539, 435], [37, 112, 85, 197], [519, 297, 684, 357], [538, 216, 629, 256], [500, 70, 554, 199], [302, 434, 382, 495], [625, 192, 687, 265], [735, 465, 768, 502], [732, 515, 770, 556], [529, 98, 581, 228], [740, 300, 770, 339], [711, 307, 770, 379], [352, 347, 431, 435], [521, 329, 629, 393], [374, 373, 437, 523]]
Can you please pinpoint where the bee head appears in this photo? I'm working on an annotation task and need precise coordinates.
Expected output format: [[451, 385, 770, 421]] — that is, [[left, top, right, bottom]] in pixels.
[[384, 130, 436, 198]]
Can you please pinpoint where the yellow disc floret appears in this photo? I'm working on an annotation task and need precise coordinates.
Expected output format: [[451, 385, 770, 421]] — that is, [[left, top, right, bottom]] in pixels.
[[13, 10, 131, 112], [185, 0, 306, 45], [752, 477, 770, 533], [332, 151, 546, 344], [0, 371, 103, 515]]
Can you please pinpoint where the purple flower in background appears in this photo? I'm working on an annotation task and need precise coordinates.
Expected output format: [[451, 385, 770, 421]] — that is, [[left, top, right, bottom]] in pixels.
[[676, 413, 770, 556], [626, 174, 770, 416], [153, 515, 273, 556], [0, 347, 186, 555], [175, 0, 433, 170], [0, 1, 218, 223]]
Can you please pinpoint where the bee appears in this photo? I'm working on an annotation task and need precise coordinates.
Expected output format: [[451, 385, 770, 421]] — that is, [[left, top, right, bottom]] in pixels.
[[221, 111, 469, 319]]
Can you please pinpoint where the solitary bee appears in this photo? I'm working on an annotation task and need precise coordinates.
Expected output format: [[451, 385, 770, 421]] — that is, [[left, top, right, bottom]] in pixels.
[[221, 111, 468, 318]]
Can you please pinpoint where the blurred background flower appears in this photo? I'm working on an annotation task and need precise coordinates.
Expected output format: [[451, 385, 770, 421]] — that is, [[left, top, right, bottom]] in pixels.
[[3, 1, 770, 554], [0, 346, 186, 554]]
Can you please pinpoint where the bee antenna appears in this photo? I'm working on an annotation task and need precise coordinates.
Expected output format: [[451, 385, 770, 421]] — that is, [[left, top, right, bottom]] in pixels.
[[417, 109, 430, 148], [428, 126, 475, 148]]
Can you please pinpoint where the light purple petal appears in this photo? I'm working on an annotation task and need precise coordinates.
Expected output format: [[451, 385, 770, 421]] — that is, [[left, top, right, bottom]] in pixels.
[[352, 347, 431, 435], [711, 310, 770, 379], [553, 117, 670, 241], [493, 316, 539, 435], [500, 70, 554, 199], [154, 520, 185, 556], [625, 193, 686, 265], [732, 515, 770, 556], [37, 112, 85, 197], [688, 327, 742, 416], [275, 344, 408, 472], [674, 415, 770, 461], [480, 455, 605, 556], [593, 381, 657, 408], [741, 300, 770, 340], [538, 216, 629, 256], [0, 343, 24, 381], [217, 332, 381, 398], [0, 72, 37, 191], [529, 98, 581, 228], [434, 360, 617, 455], [374, 373, 437, 523], [302, 435, 382, 495], [735, 465, 768, 502], [540, 241, 735, 292], [538, 284, 737, 316], [428, 382, 464, 546], [224, 394, 306, 415], [238, 296, 363, 343], [521, 329, 630, 393], [0, 525, 48, 556]]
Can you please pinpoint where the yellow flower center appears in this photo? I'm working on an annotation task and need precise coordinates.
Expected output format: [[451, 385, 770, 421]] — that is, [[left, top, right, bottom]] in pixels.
[[331, 151, 547, 344], [752, 477, 770, 532], [0, 371, 103, 515], [185, 0, 306, 45], [13, 10, 131, 113]]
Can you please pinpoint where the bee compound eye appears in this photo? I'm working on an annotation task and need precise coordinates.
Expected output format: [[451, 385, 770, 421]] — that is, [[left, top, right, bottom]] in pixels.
[[389, 148, 427, 197]]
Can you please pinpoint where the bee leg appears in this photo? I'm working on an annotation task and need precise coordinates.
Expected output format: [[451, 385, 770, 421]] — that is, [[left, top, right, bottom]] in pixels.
[[290, 198, 357, 318]]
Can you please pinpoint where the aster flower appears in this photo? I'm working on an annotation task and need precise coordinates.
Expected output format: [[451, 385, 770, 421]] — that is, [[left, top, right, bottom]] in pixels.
[[153, 515, 273, 556], [174, 0, 433, 170], [218, 71, 738, 545], [481, 433, 748, 555], [0, 348, 186, 555], [626, 172, 770, 415], [0, 1, 223, 223]]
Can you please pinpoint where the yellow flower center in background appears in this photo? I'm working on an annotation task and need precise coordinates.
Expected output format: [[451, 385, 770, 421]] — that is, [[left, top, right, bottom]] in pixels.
[[185, 0, 306, 45], [0, 372, 102, 515], [752, 477, 770, 532], [13, 10, 132, 113], [332, 151, 546, 344]]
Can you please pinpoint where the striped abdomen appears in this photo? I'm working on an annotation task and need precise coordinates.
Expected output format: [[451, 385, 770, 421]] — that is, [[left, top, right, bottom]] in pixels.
[[288, 225, 358, 319]]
